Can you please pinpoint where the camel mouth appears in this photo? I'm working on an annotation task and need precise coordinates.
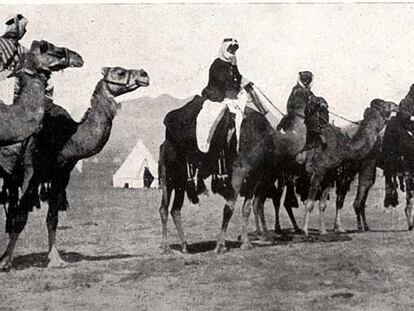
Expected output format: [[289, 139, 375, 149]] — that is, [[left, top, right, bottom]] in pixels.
[[68, 52, 84, 68], [136, 77, 150, 87]]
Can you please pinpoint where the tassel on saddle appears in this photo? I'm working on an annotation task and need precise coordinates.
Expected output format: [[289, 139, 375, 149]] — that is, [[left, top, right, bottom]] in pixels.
[[211, 150, 233, 198], [186, 161, 199, 204]]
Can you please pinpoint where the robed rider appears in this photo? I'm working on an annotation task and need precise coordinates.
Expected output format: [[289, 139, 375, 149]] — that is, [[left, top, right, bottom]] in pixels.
[[278, 71, 328, 149]]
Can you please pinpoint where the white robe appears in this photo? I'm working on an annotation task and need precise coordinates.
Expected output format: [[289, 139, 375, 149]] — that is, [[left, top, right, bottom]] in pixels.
[[196, 89, 249, 153]]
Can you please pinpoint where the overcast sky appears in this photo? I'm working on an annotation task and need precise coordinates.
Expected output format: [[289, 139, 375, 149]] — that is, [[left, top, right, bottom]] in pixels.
[[1, 3, 414, 123]]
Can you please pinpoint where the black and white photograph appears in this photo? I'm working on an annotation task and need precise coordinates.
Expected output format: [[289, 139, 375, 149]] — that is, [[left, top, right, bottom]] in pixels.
[[0, 2, 413, 310]]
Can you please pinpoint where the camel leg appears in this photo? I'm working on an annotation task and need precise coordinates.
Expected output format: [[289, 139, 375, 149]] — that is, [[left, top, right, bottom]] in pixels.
[[271, 183, 284, 234], [283, 177, 300, 233], [253, 195, 271, 241], [159, 184, 172, 254], [334, 180, 350, 233], [0, 232, 20, 272], [253, 195, 262, 234], [303, 174, 322, 236], [285, 205, 301, 233], [303, 199, 316, 236], [353, 160, 376, 232], [318, 187, 330, 235], [214, 166, 248, 254], [360, 188, 371, 231], [405, 177, 414, 231], [240, 196, 254, 250], [46, 199, 66, 268], [1, 187, 28, 272], [46, 173, 71, 269], [170, 189, 188, 253]]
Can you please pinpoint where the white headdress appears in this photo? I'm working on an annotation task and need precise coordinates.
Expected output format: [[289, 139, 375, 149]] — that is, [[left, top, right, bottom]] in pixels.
[[218, 38, 239, 66]]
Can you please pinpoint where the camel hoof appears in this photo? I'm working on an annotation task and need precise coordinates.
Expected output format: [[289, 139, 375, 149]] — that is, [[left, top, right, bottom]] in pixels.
[[1, 262, 11, 273], [364, 226, 370, 232], [213, 243, 227, 254], [334, 227, 346, 233], [182, 243, 189, 254], [357, 225, 364, 232], [294, 227, 303, 234], [257, 232, 273, 242], [240, 242, 253, 250], [160, 244, 172, 255], [409, 225, 413, 231], [47, 257, 67, 269]]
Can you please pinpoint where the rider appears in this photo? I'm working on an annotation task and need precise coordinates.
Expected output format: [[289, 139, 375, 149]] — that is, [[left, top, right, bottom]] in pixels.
[[195, 38, 254, 194], [0, 14, 55, 102], [0, 14, 29, 101], [0, 14, 28, 73], [278, 71, 328, 149], [396, 84, 414, 133], [199, 38, 253, 152]]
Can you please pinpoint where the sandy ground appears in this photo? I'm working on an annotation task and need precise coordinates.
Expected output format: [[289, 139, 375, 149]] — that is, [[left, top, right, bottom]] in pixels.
[[1, 172, 414, 311]]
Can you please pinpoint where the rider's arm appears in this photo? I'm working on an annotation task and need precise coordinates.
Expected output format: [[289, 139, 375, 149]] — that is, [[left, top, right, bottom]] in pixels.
[[399, 98, 414, 124]]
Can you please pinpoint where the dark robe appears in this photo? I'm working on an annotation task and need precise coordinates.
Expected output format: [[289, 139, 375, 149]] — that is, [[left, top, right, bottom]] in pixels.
[[201, 58, 242, 102], [397, 85, 414, 132]]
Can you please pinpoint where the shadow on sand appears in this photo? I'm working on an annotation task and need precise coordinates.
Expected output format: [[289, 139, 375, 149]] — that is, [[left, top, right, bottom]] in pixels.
[[11, 251, 137, 270], [170, 228, 352, 254]]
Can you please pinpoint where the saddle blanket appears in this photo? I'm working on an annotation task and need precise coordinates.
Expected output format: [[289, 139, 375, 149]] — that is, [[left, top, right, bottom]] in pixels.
[[0, 76, 16, 105], [196, 90, 248, 153]]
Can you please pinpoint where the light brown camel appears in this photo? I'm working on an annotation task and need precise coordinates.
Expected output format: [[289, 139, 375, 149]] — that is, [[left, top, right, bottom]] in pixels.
[[0, 66, 149, 271], [159, 86, 309, 253], [0, 40, 83, 145], [302, 99, 398, 236]]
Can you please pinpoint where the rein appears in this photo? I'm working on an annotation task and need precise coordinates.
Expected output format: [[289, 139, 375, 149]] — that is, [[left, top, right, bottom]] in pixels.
[[103, 70, 132, 86], [255, 85, 360, 125], [329, 111, 360, 125], [254, 86, 286, 117]]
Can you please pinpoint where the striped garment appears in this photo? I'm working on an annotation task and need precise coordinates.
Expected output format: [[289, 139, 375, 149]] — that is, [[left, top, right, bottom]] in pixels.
[[0, 36, 26, 71]]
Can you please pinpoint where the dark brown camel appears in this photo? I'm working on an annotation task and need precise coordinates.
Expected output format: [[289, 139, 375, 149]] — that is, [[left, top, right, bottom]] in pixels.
[[159, 88, 309, 253], [302, 99, 398, 235], [251, 119, 380, 236], [382, 114, 414, 231], [0, 67, 149, 271], [0, 40, 83, 145], [251, 167, 302, 239]]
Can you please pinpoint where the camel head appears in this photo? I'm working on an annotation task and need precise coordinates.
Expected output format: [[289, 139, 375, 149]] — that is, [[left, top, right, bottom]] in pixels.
[[370, 99, 399, 120], [101, 67, 150, 97], [29, 40, 84, 72]]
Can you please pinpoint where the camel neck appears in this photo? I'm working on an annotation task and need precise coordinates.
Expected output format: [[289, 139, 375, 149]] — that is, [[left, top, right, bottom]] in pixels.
[[56, 80, 120, 165], [349, 107, 386, 160]]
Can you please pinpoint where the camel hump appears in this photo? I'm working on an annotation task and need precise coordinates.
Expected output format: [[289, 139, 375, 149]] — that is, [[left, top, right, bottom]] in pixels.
[[163, 95, 204, 127]]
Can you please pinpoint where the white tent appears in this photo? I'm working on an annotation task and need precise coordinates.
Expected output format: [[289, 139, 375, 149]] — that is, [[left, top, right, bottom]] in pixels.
[[112, 140, 159, 189]]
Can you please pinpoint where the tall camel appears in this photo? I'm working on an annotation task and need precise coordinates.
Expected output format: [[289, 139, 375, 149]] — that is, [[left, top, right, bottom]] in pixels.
[[0, 40, 83, 145], [0, 66, 149, 271], [159, 87, 309, 253], [302, 99, 398, 236]]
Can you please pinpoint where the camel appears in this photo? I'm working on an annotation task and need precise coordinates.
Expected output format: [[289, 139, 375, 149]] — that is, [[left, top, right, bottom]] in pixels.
[[0, 40, 83, 145], [0, 66, 149, 271], [159, 87, 309, 253], [251, 120, 376, 236], [382, 111, 414, 231], [302, 99, 398, 236], [251, 166, 302, 239]]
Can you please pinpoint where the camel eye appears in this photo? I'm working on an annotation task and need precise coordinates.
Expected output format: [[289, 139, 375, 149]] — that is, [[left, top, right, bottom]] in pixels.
[[118, 71, 126, 77]]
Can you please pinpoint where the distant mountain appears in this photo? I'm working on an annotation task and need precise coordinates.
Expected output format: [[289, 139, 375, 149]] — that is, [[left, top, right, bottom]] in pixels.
[[90, 94, 188, 168]]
